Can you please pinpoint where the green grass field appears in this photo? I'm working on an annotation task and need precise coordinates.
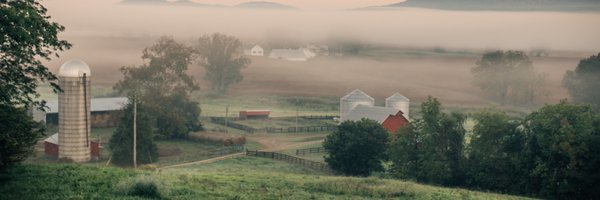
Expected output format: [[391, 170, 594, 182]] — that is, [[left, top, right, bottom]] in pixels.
[[0, 158, 534, 200]]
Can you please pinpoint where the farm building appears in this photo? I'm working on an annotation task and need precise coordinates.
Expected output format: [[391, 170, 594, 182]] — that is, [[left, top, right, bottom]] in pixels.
[[269, 49, 309, 61], [44, 133, 101, 160], [36, 97, 128, 128], [239, 110, 271, 119], [340, 90, 411, 133], [343, 105, 409, 133], [340, 89, 375, 120], [244, 44, 264, 56]]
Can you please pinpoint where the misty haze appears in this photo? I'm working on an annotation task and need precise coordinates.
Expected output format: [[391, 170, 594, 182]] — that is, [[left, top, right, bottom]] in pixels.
[[2, 0, 600, 199]]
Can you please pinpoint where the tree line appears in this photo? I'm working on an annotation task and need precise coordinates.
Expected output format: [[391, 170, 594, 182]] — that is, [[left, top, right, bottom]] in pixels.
[[324, 97, 600, 199]]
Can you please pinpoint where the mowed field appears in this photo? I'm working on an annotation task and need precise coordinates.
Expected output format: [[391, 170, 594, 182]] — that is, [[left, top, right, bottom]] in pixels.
[[42, 35, 590, 106]]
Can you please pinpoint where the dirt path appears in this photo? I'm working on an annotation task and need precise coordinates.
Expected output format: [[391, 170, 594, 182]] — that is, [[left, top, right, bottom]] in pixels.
[[159, 133, 326, 169]]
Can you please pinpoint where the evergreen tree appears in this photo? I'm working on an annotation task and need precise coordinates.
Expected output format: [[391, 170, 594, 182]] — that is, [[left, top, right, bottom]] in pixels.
[[109, 103, 158, 166]]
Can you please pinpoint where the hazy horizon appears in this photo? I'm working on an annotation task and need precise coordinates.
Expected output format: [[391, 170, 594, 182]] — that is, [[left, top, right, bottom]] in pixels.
[[43, 0, 600, 52]]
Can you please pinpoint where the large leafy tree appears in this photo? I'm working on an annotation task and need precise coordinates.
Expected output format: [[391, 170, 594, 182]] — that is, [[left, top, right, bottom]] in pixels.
[[0, 0, 71, 109], [563, 53, 600, 109], [465, 109, 525, 192], [197, 33, 250, 93], [109, 103, 158, 166], [472, 50, 546, 105], [391, 97, 466, 186], [522, 101, 600, 199], [0, 0, 70, 170], [115, 36, 202, 138], [323, 119, 389, 176]]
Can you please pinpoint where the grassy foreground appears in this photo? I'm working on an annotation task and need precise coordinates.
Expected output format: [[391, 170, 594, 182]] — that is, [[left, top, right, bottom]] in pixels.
[[1, 157, 532, 200]]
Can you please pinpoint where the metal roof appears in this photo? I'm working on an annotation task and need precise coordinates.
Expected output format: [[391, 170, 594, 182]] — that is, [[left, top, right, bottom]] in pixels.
[[44, 97, 128, 114], [386, 92, 410, 102], [58, 59, 91, 77], [44, 133, 59, 145], [341, 89, 374, 102], [343, 104, 401, 124]]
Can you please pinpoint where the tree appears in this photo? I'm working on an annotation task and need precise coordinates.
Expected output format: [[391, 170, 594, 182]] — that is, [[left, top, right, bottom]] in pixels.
[[465, 109, 525, 192], [0, 0, 71, 109], [323, 119, 390, 176], [390, 97, 466, 186], [109, 103, 158, 166], [0, 0, 70, 170], [521, 101, 600, 199], [472, 50, 546, 105], [197, 33, 251, 93], [563, 53, 600, 109], [0, 105, 45, 170], [115, 36, 202, 138]]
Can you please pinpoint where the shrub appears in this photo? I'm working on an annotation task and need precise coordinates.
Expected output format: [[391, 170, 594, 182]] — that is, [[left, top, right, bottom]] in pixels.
[[115, 176, 167, 199]]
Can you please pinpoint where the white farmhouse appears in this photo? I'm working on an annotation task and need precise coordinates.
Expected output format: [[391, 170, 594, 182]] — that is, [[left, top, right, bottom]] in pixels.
[[244, 45, 264, 56]]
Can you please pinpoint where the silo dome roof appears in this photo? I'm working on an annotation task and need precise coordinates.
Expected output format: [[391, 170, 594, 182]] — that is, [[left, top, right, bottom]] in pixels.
[[58, 59, 91, 77], [341, 89, 374, 101], [386, 93, 409, 102]]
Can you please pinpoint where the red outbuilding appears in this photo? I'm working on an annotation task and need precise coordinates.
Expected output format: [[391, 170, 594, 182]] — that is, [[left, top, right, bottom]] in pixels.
[[342, 104, 409, 133], [239, 110, 271, 120], [44, 133, 101, 159]]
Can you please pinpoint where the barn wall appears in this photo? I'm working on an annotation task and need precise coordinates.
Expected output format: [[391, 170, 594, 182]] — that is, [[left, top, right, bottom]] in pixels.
[[90, 141, 100, 159], [382, 113, 410, 133], [45, 110, 122, 128], [44, 142, 59, 158]]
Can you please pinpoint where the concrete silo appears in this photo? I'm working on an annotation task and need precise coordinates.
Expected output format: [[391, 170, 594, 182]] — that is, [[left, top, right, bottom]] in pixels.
[[58, 59, 91, 163], [340, 89, 374, 121], [385, 93, 410, 120]]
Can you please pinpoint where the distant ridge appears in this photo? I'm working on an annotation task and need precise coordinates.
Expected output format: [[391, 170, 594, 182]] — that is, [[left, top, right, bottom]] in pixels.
[[234, 1, 296, 9], [120, 0, 224, 7], [363, 0, 600, 12], [119, 0, 295, 9]]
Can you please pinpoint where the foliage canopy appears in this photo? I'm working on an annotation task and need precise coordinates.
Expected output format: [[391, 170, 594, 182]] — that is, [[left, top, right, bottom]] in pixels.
[[472, 50, 546, 105], [563, 52, 600, 109], [323, 119, 389, 176], [0, 0, 71, 109], [197, 33, 251, 93]]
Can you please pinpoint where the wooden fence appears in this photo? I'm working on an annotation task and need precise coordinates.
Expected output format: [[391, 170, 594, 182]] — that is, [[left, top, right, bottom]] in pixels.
[[246, 150, 329, 171], [210, 117, 257, 133], [266, 125, 337, 133], [301, 115, 338, 120], [296, 147, 326, 156]]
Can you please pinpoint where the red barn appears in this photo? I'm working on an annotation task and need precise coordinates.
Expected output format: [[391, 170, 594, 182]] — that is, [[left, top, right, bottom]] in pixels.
[[239, 110, 271, 120], [44, 133, 101, 159], [44, 133, 59, 158], [342, 104, 409, 133]]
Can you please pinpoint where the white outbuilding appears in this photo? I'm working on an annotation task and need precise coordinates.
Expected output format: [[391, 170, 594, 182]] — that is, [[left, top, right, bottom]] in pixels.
[[385, 93, 410, 120], [339, 89, 375, 121]]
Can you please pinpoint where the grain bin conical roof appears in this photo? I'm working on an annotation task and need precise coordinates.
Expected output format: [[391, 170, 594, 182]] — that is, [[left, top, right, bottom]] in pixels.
[[341, 89, 374, 101], [386, 93, 409, 102]]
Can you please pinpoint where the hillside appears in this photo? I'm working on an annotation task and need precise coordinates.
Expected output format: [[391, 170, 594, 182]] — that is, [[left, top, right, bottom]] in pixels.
[[379, 0, 600, 11], [0, 157, 533, 199]]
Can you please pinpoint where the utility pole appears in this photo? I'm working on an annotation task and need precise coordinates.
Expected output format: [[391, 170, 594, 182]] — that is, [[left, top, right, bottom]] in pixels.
[[225, 105, 229, 133], [133, 96, 137, 169], [295, 101, 299, 133]]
